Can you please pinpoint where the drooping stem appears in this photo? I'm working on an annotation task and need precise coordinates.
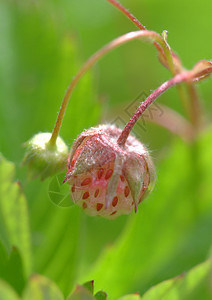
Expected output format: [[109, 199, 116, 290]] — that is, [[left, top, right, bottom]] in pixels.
[[107, 0, 203, 129], [117, 72, 191, 146], [107, 0, 175, 74], [107, 0, 146, 30], [49, 30, 168, 146]]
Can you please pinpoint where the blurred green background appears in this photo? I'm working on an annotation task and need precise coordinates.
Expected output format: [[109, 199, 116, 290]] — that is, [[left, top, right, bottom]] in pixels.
[[0, 0, 212, 299]]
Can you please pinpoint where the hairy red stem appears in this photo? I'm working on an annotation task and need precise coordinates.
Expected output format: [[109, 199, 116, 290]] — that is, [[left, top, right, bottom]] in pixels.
[[117, 72, 190, 146], [107, 0, 146, 30], [107, 0, 174, 72], [107, 0, 205, 128]]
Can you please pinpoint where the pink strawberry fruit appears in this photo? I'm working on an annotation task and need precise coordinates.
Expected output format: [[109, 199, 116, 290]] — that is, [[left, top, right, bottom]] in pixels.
[[64, 124, 155, 219]]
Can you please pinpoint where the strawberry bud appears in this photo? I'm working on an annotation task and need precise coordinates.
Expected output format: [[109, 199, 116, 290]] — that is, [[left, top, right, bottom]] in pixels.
[[23, 132, 68, 180], [64, 125, 155, 219]]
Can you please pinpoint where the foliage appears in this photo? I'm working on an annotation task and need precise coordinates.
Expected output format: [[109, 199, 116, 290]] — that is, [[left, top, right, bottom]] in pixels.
[[0, 0, 212, 299]]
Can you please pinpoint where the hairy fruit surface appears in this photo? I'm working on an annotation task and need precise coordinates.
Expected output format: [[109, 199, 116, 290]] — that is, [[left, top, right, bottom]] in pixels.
[[64, 125, 155, 219]]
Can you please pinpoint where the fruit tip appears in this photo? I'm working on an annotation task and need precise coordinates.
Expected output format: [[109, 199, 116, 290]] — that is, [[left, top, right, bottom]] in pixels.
[[62, 177, 68, 184]]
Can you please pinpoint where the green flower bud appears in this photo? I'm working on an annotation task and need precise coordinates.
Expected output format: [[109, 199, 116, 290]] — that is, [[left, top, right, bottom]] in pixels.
[[23, 132, 68, 180]]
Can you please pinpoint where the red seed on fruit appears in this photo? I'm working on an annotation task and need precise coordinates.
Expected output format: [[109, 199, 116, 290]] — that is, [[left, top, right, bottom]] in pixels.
[[82, 202, 87, 209], [124, 186, 130, 197], [120, 175, 125, 182], [111, 211, 117, 215], [105, 169, 113, 180], [97, 168, 104, 179], [82, 192, 89, 199], [71, 185, 75, 193], [96, 203, 103, 211], [81, 178, 91, 186], [112, 196, 118, 207], [94, 189, 99, 198]]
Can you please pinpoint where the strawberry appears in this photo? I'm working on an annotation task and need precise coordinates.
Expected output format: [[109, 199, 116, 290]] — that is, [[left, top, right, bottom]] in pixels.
[[64, 125, 155, 219]]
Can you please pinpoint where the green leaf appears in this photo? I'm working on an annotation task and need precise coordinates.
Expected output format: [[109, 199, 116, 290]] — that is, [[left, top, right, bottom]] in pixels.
[[22, 275, 64, 300], [118, 259, 212, 300], [82, 281, 94, 295], [0, 154, 32, 277], [118, 295, 140, 300], [66, 282, 107, 300], [0, 279, 20, 300], [140, 259, 212, 300], [0, 241, 25, 295], [66, 285, 95, 300]]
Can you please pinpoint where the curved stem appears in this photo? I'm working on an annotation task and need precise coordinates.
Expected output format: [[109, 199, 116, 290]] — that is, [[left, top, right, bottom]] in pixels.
[[106, 0, 203, 129], [107, 0, 146, 30], [107, 0, 175, 73], [117, 72, 190, 146], [49, 30, 167, 145]]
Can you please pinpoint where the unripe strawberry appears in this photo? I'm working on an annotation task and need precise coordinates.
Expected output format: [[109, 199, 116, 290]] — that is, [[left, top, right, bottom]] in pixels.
[[64, 125, 155, 219], [23, 132, 68, 180]]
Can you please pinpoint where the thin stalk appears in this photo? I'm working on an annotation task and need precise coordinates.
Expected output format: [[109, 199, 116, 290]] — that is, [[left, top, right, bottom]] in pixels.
[[107, 0, 146, 30], [187, 83, 202, 129], [49, 30, 167, 145], [117, 72, 190, 146], [106, 0, 202, 128], [107, 0, 175, 74]]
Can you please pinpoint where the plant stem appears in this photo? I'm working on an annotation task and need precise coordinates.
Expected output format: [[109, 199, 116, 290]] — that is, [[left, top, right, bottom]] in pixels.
[[187, 83, 202, 129], [107, 0, 203, 129], [49, 30, 167, 145], [107, 0, 175, 73], [117, 72, 190, 146], [107, 0, 146, 30]]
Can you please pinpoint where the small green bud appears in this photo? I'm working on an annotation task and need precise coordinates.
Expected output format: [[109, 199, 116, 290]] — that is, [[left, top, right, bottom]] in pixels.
[[23, 132, 68, 180]]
